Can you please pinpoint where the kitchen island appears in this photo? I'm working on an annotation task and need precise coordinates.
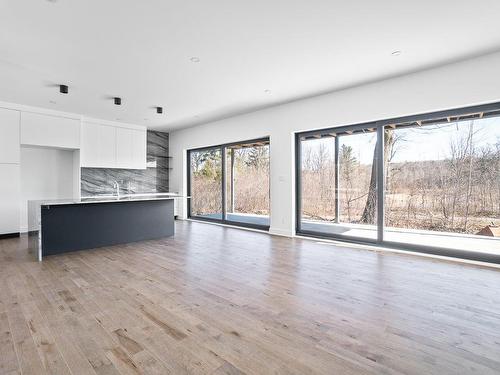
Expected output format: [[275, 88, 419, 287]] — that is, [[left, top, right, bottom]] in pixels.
[[28, 194, 185, 261]]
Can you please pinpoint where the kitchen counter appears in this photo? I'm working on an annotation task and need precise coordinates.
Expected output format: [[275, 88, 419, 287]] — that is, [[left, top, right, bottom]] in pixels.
[[29, 194, 187, 261], [32, 193, 186, 206]]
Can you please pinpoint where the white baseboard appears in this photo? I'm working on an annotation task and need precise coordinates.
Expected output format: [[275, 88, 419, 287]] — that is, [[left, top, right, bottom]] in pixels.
[[269, 227, 294, 237]]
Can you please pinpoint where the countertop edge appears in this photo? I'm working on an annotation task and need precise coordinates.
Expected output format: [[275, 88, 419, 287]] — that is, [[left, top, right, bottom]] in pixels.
[[35, 196, 189, 207]]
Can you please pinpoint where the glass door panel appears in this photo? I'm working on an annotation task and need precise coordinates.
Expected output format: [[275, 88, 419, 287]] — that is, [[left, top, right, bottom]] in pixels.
[[299, 136, 336, 233], [298, 128, 378, 241], [225, 141, 270, 227], [337, 129, 378, 240], [384, 118, 500, 255], [189, 147, 223, 220]]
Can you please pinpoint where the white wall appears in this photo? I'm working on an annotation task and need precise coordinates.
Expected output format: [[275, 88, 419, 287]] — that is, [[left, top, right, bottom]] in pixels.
[[169, 51, 500, 236], [20, 147, 75, 231]]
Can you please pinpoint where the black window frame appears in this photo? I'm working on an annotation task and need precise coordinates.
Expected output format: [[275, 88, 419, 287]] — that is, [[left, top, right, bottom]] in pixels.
[[295, 101, 500, 264], [187, 137, 271, 231]]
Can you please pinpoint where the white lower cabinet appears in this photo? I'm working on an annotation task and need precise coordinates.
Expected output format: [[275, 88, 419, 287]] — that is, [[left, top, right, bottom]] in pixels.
[[0, 164, 20, 235]]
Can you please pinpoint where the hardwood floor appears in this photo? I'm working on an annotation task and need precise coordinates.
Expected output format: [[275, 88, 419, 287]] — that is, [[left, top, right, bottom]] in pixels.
[[1, 221, 500, 375]]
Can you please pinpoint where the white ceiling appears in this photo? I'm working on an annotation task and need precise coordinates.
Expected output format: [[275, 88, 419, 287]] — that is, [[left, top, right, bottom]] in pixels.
[[1, 1, 500, 131]]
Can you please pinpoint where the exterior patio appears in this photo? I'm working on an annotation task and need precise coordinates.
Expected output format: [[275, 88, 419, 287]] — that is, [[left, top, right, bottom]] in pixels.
[[301, 220, 500, 255]]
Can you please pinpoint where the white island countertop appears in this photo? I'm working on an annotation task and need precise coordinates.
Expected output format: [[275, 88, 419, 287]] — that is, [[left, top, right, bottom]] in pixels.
[[31, 193, 189, 206]]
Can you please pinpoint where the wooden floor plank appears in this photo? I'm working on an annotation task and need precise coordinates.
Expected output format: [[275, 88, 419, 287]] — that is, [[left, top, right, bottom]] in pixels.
[[6, 298, 48, 375], [0, 311, 20, 375]]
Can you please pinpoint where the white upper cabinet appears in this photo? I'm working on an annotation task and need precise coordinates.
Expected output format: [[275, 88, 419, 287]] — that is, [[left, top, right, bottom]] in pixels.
[[116, 127, 134, 168], [131, 129, 147, 169], [0, 108, 20, 164], [20, 112, 80, 149], [81, 121, 146, 169], [116, 127, 147, 169], [99, 124, 117, 167], [81, 122, 116, 168], [80, 122, 100, 167]]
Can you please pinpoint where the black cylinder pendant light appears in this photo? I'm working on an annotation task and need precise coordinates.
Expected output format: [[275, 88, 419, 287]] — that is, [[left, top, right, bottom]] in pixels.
[[156, 106, 163, 114], [114, 97, 122, 105], [59, 84, 68, 94]]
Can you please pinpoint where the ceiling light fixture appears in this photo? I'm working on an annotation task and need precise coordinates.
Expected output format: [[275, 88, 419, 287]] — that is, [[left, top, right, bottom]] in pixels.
[[49, 100, 57, 104], [391, 50, 402, 56], [190, 57, 200, 63], [114, 97, 122, 105], [59, 84, 68, 94], [264, 89, 272, 94], [156, 106, 163, 114]]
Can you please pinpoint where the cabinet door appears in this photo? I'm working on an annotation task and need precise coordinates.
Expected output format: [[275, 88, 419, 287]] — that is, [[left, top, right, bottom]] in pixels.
[[131, 129, 147, 169], [20, 112, 80, 149], [0, 164, 20, 234], [99, 125, 116, 168], [116, 127, 133, 168], [0, 108, 20, 164], [81, 122, 100, 167], [81, 122, 116, 168]]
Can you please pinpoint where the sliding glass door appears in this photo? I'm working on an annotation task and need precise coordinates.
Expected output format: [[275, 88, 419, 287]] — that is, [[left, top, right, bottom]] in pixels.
[[298, 126, 378, 241], [188, 138, 270, 230], [383, 116, 500, 256], [296, 102, 500, 262], [225, 141, 270, 227]]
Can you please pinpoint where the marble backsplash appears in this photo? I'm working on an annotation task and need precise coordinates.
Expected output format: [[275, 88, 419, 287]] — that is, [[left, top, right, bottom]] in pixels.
[[81, 130, 170, 196]]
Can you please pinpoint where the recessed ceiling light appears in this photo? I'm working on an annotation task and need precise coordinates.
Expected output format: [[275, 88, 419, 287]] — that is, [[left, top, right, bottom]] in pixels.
[[391, 50, 402, 56], [264, 89, 272, 94], [190, 57, 200, 63], [143, 118, 149, 121], [49, 100, 57, 104], [115, 118, 121, 121]]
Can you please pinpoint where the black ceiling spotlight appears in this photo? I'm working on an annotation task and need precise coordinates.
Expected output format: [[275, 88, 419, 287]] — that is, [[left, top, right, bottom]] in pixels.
[[59, 84, 68, 94], [156, 106, 163, 114], [114, 97, 122, 105]]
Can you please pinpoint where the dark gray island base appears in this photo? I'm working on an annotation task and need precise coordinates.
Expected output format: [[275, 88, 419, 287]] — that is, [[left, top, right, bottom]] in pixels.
[[29, 195, 182, 260]]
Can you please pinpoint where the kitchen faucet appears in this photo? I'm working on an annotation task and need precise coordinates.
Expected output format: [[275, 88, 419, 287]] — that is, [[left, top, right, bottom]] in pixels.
[[112, 180, 120, 197]]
